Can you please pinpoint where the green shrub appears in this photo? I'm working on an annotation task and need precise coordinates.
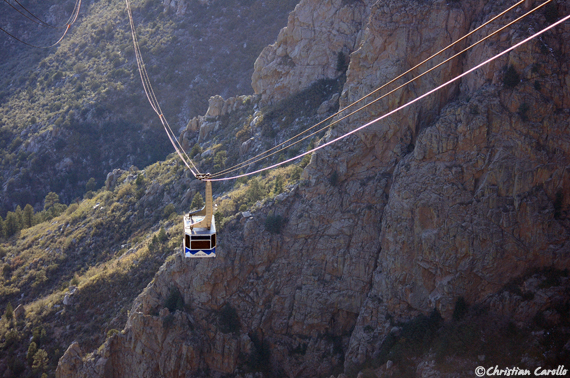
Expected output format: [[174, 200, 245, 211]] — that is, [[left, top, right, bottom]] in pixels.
[[336, 51, 349, 73], [503, 66, 520, 88], [265, 214, 285, 234], [23, 204, 34, 228], [290, 343, 307, 356], [4, 212, 19, 238], [299, 154, 311, 168], [107, 329, 120, 338], [163, 204, 176, 219], [291, 166, 303, 181], [213, 150, 227, 170], [518, 103, 530, 121], [86, 177, 97, 192], [214, 210, 223, 230], [31, 326, 47, 347], [246, 178, 265, 204], [248, 333, 271, 374], [66, 203, 79, 215], [27, 342, 38, 366], [544, 2, 559, 23], [218, 303, 240, 334], [4, 302, 13, 321], [162, 313, 175, 329], [32, 349, 48, 373], [189, 143, 202, 158], [165, 287, 184, 313], [452, 297, 468, 321], [273, 175, 284, 195], [329, 170, 339, 186]]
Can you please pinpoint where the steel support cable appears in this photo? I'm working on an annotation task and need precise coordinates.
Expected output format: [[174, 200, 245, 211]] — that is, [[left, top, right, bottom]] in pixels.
[[210, 0, 551, 179], [0, 23, 70, 48], [126, 1, 200, 176], [0, 0, 81, 48], [127, 1, 195, 174], [211, 0, 529, 178], [8, 0, 82, 29], [126, 2, 197, 176], [3, 0, 80, 29], [3, 0, 49, 27], [64, 0, 83, 26], [125, 0, 200, 176], [208, 12, 570, 182]]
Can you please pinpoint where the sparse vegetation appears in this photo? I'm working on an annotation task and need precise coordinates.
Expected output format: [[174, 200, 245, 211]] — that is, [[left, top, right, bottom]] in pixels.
[[452, 296, 468, 321], [217, 303, 240, 334], [165, 287, 185, 313], [503, 65, 520, 88], [265, 213, 285, 234], [544, 2, 559, 24], [518, 102, 530, 121], [329, 170, 340, 186]]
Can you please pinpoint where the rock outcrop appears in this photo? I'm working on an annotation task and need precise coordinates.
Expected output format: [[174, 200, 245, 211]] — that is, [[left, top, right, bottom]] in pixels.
[[180, 95, 255, 148], [252, 0, 374, 104], [57, 0, 570, 376]]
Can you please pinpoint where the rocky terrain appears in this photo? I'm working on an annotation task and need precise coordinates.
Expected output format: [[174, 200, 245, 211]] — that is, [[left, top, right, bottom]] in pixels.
[[0, 0, 298, 213], [21, 0, 570, 376]]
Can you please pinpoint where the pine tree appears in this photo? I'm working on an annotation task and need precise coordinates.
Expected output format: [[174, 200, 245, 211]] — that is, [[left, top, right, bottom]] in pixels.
[[158, 227, 167, 243], [44, 192, 60, 211], [23, 204, 34, 228], [15, 205, 23, 229], [86, 177, 97, 192], [4, 212, 19, 238], [5, 302, 13, 321], [27, 342, 38, 366], [32, 349, 48, 373], [246, 178, 264, 204]]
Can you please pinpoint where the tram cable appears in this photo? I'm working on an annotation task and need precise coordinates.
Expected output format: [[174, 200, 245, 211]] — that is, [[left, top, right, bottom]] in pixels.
[[125, 0, 200, 177], [2, 0, 81, 28], [0, 0, 82, 48], [211, 0, 534, 178], [12, 0, 82, 28], [2, 0, 52, 28], [126, 0, 199, 176], [207, 12, 570, 182], [210, 0, 553, 179]]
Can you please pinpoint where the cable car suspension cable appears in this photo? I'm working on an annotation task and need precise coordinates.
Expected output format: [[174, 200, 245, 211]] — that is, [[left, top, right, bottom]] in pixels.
[[208, 12, 570, 182], [125, 0, 200, 176], [0, 0, 82, 48], [2, 0, 52, 27], [210, 0, 532, 178]]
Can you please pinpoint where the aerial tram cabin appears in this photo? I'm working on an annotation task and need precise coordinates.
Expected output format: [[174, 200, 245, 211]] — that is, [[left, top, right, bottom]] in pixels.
[[183, 179, 216, 258]]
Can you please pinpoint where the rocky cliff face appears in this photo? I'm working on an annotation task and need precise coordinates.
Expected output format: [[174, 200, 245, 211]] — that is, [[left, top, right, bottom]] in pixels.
[[252, 0, 374, 104], [57, 0, 570, 376]]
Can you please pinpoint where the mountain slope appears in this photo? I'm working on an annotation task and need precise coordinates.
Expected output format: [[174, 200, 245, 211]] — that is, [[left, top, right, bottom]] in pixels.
[[0, 0, 298, 214], [54, 0, 570, 377]]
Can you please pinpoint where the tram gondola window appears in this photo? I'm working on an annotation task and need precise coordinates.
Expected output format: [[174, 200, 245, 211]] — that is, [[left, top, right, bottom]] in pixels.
[[191, 240, 211, 250], [211, 234, 216, 247], [192, 235, 210, 240], [185, 235, 190, 249]]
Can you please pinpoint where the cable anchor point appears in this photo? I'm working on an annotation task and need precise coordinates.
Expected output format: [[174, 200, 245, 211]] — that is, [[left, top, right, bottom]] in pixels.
[[196, 173, 212, 181]]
